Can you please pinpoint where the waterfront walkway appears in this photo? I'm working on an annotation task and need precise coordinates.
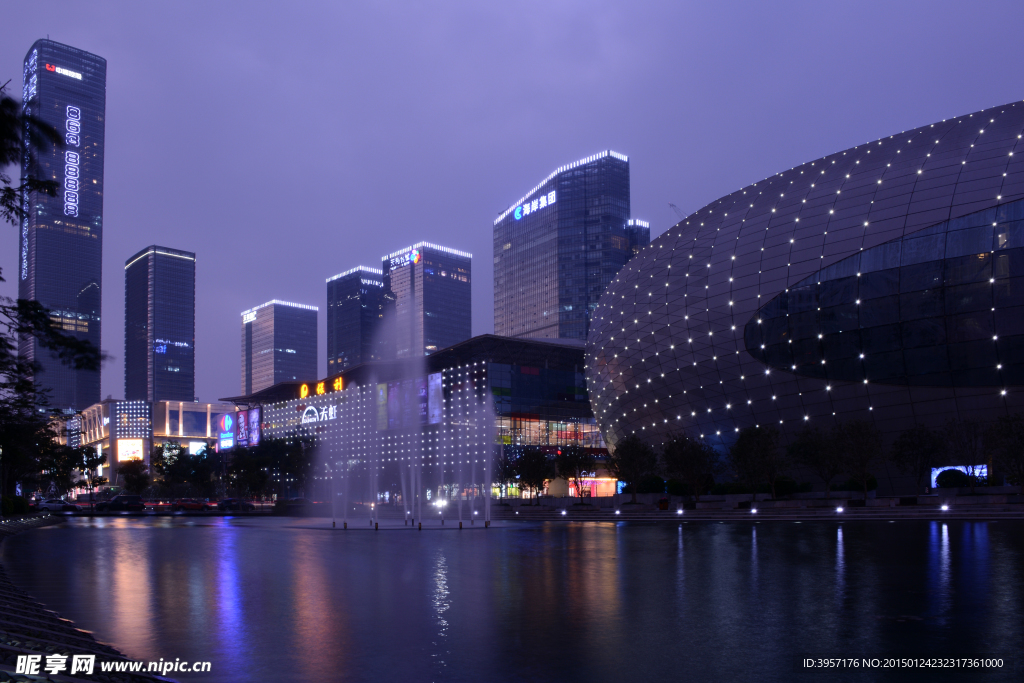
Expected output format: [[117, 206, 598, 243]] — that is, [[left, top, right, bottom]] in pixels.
[[0, 514, 169, 683]]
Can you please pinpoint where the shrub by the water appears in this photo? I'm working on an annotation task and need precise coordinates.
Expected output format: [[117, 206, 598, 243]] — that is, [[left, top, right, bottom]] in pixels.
[[1, 496, 30, 516], [936, 468, 973, 488], [637, 474, 667, 494]]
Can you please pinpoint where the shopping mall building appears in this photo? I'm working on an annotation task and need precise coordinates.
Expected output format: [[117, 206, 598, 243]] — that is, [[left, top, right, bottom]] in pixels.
[[224, 335, 614, 499]]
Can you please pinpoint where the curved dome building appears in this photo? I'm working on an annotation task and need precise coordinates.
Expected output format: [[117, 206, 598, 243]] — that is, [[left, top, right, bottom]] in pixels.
[[586, 100, 1024, 451]]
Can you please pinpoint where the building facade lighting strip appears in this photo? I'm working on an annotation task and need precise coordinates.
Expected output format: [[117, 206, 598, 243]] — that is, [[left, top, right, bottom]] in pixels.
[[382, 241, 473, 261], [494, 150, 629, 225], [327, 265, 384, 283], [241, 299, 318, 318]]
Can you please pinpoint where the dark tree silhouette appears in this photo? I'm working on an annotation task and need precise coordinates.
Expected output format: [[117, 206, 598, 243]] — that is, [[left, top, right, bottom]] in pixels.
[[516, 446, 553, 503], [890, 425, 945, 493], [607, 434, 657, 504], [555, 445, 596, 499], [985, 414, 1024, 494], [729, 425, 785, 501], [789, 426, 843, 498], [118, 459, 150, 495], [661, 433, 721, 502], [837, 420, 883, 500], [942, 419, 985, 494]]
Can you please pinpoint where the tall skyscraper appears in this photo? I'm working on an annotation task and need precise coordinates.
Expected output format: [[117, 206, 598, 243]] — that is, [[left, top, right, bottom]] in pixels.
[[124, 246, 196, 402], [19, 40, 106, 410], [326, 266, 389, 373], [382, 242, 471, 358], [240, 300, 317, 395], [493, 150, 648, 340]]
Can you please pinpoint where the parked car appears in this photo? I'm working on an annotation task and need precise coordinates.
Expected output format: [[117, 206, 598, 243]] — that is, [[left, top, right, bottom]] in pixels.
[[173, 499, 212, 511], [217, 498, 256, 512], [37, 498, 81, 512], [95, 495, 145, 512]]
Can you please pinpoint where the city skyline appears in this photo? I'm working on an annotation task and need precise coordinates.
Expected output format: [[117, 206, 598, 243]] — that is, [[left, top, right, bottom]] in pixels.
[[4, 3, 1024, 403]]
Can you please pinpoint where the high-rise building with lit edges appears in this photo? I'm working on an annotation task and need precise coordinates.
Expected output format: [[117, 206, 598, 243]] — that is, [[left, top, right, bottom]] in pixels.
[[326, 266, 388, 372], [241, 300, 317, 395], [124, 246, 196, 402], [19, 39, 106, 410], [493, 151, 647, 341], [382, 242, 472, 358]]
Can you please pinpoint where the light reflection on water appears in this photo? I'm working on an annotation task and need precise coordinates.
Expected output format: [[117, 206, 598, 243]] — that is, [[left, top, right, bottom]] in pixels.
[[2, 517, 1022, 682]]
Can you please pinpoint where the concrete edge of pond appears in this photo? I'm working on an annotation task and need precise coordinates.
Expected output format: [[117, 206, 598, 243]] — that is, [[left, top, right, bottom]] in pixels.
[[0, 513, 175, 683]]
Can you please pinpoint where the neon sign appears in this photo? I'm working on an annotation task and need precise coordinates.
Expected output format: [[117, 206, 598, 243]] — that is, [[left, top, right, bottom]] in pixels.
[[389, 248, 422, 270], [46, 63, 82, 80], [514, 191, 556, 220], [300, 404, 337, 424], [63, 106, 81, 217], [242, 310, 257, 324]]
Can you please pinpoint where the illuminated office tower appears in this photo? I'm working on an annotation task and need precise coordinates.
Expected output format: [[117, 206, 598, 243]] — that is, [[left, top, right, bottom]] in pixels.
[[326, 266, 389, 373], [124, 246, 196, 402], [241, 300, 317, 395], [19, 39, 106, 410], [493, 151, 648, 340], [382, 243, 472, 358]]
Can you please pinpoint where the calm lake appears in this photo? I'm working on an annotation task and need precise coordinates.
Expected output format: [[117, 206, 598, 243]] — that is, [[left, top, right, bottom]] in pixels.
[[3, 517, 1022, 682]]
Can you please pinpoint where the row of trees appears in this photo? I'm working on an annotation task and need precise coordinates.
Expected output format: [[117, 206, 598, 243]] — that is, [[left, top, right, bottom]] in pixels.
[[116, 436, 317, 500], [602, 415, 1024, 503], [493, 445, 597, 502]]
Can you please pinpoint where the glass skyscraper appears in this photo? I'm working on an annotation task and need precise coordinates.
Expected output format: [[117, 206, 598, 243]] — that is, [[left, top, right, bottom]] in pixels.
[[493, 151, 647, 341], [124, 246, 196, 402], [19, 39, 106, 410], [326, 265, 388, 372], [241, 300, 317, 395], [382, 242, 472, 358]]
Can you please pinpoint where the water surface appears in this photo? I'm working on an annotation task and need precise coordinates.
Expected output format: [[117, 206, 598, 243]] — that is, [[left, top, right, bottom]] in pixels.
[[3, 518, 1021, 682]]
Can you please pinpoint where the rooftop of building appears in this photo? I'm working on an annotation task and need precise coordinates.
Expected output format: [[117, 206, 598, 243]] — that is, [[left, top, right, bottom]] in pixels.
[[125, 246, 196, 270], [240, 299, 318, 318], [326, 265, 384, 283]]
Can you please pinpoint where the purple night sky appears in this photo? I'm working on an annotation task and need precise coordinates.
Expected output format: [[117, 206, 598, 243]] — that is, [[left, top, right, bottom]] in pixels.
[[3, 1, 1024, 403]]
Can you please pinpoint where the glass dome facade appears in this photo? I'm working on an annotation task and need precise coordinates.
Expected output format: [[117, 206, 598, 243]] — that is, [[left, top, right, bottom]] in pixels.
[[586, 100, 1024, 451]]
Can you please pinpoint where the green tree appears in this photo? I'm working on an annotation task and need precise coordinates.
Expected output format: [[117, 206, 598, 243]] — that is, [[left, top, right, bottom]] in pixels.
[[38, 441, 79, 498], [118, 458, 150, 495], [493, 446, 519, 500], [607, 434, 657, 504], [1, 80, 61, 226], [152, 442, 191, 490], [555, 445, 596, 499], [788, 426, 843, 498], [941, 418, 985, 494], [661, 433, 721, 502], [516, 446, 552, 503], [729, 425, 785, 501], [0, 82, 105, 500], [837, 420, 883, 500], [985, 414, 1024, 494], [74, 446, 107, 510], [890, 424, 945, 493], [228, 445, 272, 499]]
